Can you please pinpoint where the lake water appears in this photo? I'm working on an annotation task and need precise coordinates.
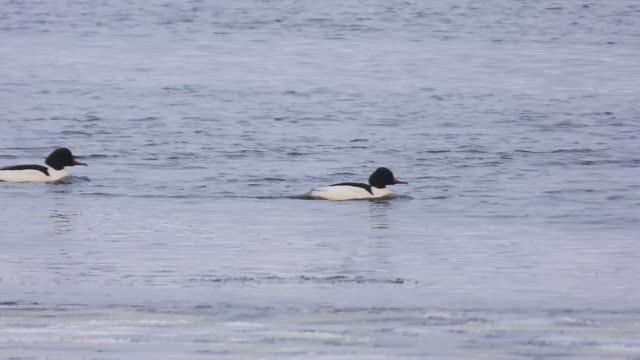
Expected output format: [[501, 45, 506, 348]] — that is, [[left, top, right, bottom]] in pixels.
[[1, 1, 639, 358]]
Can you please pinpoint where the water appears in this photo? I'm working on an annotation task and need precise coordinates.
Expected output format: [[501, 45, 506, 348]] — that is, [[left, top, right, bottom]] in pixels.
[[1, 0, 639, 358]]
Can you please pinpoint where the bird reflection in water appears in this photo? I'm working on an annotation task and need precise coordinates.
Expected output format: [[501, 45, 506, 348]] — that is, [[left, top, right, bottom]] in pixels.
[[48, 209, 75, 234], [368, 199, 392, 230]]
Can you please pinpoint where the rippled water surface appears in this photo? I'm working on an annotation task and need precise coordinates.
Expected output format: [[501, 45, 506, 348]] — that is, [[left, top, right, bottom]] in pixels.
[[1, 0, 639, 358]]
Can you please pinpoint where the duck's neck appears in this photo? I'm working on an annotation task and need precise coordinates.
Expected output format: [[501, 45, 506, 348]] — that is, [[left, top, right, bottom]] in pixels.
[[47, 167, 70, 181], [371, 187, 392, 197]]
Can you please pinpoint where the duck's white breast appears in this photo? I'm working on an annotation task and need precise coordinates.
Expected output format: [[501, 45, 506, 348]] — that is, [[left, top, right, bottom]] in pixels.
[[310, 185, 392, 201], [0, 168, 69, 183]]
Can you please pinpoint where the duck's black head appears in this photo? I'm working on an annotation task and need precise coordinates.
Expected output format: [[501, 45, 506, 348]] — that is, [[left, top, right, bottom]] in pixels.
[[45, 148, 87, 170], [368, 167, 407, 188]]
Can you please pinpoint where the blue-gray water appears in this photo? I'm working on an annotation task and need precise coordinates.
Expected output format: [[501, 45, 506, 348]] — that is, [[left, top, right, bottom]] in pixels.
[[1, 1, 639, 358]]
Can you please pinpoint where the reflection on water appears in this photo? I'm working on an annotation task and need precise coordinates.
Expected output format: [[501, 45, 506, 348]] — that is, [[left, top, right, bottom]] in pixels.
[[48, 209, 75, 234], [368, 200, 391, 230], [1, 300, 639, 360]]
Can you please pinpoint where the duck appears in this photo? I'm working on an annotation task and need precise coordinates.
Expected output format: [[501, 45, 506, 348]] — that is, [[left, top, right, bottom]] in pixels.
[[0, 147, 87, 182], [309, 167, 407, 200]]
